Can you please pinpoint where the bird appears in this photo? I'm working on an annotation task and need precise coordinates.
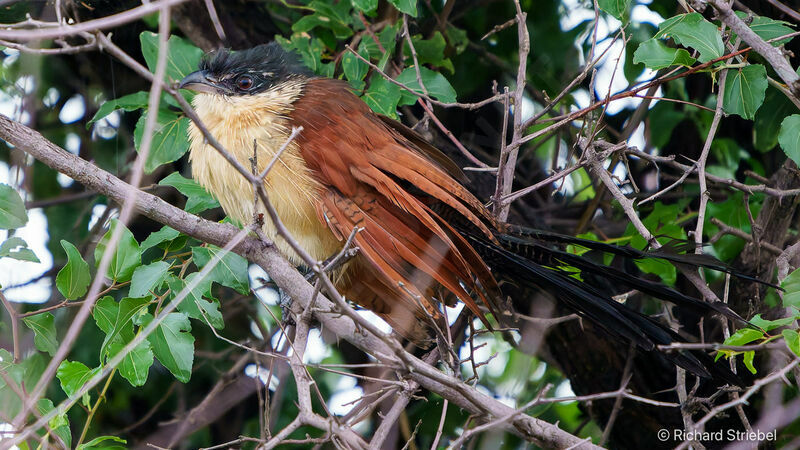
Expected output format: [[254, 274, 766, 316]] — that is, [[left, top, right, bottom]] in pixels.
[[178, 42, 766, 384]]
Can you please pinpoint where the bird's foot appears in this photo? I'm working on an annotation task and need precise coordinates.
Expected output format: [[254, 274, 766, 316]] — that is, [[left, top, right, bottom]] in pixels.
[[278, 288, 296, 327]]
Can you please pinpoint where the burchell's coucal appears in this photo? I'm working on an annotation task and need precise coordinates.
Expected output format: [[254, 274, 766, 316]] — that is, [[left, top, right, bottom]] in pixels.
[[178, 43, 764, 383]]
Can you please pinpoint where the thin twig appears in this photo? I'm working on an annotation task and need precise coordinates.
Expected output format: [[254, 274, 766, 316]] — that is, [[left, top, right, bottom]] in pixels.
[[492, 0, 529, 221], [0, 0, 188, 41], [710, 218, 783, 255], [693, 44, 732, 261], [202, 0, 226, 41], [0, 290, 20, 363]]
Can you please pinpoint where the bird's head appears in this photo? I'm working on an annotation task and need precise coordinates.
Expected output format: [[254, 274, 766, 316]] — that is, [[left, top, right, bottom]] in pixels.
[[178, 42, 313, 97], [179, 42, 314, 124]]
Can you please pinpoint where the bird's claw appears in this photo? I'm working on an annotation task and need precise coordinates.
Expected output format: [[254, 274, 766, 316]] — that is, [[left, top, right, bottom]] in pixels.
[[279, 289, 296, 327]]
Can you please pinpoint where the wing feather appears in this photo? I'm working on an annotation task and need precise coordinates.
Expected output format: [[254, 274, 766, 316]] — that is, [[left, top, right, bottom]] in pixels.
[[289, 78, 500, 340]]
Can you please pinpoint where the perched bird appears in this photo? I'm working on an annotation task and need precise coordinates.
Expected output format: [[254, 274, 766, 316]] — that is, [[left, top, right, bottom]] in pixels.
[[179, 42, 762, 383]]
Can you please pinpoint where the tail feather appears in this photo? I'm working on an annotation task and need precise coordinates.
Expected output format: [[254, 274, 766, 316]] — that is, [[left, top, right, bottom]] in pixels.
[[463, 231, 745, 386], [499, 234, 748, 325], [502, 224, 779, 289], [465, 234, 658, 348]]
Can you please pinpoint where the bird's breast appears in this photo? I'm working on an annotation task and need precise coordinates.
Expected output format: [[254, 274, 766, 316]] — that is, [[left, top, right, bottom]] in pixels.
[[187, 92, 342, 266]]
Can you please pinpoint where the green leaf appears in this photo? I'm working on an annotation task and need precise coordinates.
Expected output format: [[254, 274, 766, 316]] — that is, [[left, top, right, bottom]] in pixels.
[[388, 0, 417, 16], [723, 327, 764, 346], [0, 236, 39, 262], [750, 314, 799, 332], [782, 267, 800, 308], [92, 296, 154, 386], [77, 436, 127, 450], [376, 49, 392, 73], [656, 13, 724, 63], [735, 12, 796, 46], [624, 27, 650, 81], [704, 191, 760, 261], [743, 350, 757, 374], [570, 168, 596, 203], [95, 219, 141, 283], [23, 313, 58, 356], [159, 172, 220, 214], [292, 15, 352, 39], [753, 87, 797, 152], [632, 39, 696, 70], [133, 110, 191, 173], [36, 398, 71, 448], [722, 64, 768, 120], [363, 76, 402, 116], [625, 202, 688, 285], [405, 32, 453, 72], [708, 138, 746, 179], [0, 352, 46, 419], [275, 35, 326, 74], [0, 184, 27, 230], [647, 102, 685, 149], [192, 245, 250, 294], [140, 226, 181, 251], [168, 273, 225, 329], [129, 261, 170, 298], [783, 329, 800, 357], [342, 46, 369, 86], [139, 32, 204, 82], [57, 360, 100, 408], [109, 338, 153, 387], [291, 1, 354, 39], [446, 24, 469, 54], [99, 297, 151, 363], [0, 348, 13, 371], [396, 67, 457, 105], [145, 313, 195, 382], [597, 0, 630, 20], [92, 296, 117, 334], [351, 0, 377, 13], [633, 251, 677, 284], [87, 91, 149, 127], [778, 114, 800, 166], [360, 23, 399, 61], [56, 240, 90, 300]]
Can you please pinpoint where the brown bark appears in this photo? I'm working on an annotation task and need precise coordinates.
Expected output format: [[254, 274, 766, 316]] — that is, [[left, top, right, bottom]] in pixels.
[[730, 160, 800, 317]]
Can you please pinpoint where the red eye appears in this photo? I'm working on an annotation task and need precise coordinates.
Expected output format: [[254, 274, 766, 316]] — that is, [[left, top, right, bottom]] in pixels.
[[236, 75, 254, 90]]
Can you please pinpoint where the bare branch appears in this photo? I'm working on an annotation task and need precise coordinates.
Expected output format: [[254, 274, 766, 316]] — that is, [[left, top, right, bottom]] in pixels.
[[0, 0, 189, 41], [492, 0, 529, 221], [693, 65, 730, 258]]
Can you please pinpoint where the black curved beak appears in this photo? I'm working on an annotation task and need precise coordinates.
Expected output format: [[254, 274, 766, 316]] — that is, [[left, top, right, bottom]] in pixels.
[[178, 70, 227, 94]]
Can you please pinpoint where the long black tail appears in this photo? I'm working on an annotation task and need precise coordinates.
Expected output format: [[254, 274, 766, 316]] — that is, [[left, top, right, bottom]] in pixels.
[[461, 226, 760, 386], [503, 224, 779, 289]]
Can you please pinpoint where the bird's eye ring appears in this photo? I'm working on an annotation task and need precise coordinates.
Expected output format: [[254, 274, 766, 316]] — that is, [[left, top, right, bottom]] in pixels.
[[236, 75, 254, 91]]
